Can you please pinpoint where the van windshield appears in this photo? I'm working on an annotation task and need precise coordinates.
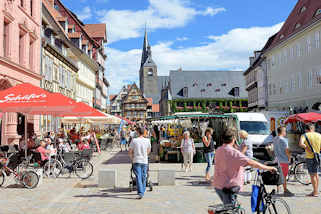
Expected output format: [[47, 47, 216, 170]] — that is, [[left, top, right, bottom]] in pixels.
[[240, 121, 270, 135]]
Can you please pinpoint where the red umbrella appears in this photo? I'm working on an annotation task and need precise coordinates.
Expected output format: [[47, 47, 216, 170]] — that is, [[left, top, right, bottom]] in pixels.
[[0, 83, 75, 115], [0, 83, 77, 157], [284, 112, 321, 124], [58, 101, 105, 117]]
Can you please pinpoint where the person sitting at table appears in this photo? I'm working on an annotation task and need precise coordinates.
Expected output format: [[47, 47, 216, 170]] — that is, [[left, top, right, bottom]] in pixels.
[[36, 140, 51, 164], [58, 138, 71, 153], [77, 139, 90, 151]]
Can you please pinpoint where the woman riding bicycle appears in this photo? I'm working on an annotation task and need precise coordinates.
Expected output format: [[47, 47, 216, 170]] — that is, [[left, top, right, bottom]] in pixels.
[[212, 128, 277, 205]]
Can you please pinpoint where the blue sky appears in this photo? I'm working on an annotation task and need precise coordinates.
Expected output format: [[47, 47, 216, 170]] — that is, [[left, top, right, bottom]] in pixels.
[[61, 0, 297, 94]]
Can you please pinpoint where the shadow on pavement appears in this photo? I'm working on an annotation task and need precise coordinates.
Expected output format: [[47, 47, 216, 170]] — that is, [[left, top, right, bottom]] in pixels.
[[185, 181, 211, 187], [102, 151, 131, 165], [73, 189, 137, 200]]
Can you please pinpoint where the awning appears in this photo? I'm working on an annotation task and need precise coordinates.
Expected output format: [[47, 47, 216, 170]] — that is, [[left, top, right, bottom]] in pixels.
[[284, 112, 321, 124], [0, 83, 75, 115]]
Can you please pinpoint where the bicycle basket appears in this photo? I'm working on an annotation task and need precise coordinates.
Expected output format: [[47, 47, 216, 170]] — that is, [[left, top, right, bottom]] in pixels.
[[261, 171, 281, 185]]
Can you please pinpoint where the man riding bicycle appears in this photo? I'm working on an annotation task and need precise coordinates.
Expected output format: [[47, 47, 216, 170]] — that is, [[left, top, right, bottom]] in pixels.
[[213, 128, 277, 205]]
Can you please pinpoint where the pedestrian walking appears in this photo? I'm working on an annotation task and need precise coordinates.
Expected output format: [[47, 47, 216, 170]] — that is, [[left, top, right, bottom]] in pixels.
[[120, 128, 127, 152], [299, 124, 321, 197], [202, 128, 215, 181], [239, 130, 254, 185], [273, 127, 294, 196], [180, 131, 195, 172], [213, 128, 277, 205], [128, 127, 151, 200]]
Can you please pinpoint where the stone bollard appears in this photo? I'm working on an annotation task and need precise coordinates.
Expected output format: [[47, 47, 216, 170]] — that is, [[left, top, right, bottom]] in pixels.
[[98, 169, 117, 188], [158, 170, 176, 186]]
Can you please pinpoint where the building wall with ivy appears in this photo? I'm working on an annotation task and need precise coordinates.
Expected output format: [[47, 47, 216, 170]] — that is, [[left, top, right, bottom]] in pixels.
[[168, 98, 248, 114]]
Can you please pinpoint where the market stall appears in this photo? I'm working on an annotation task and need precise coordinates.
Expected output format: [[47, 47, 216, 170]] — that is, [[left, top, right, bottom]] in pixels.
[[284, 112, 321, 153], [157, 114, 238, 163]]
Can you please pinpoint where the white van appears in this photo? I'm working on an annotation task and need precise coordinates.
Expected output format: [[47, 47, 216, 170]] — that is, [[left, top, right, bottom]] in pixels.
[[229, 113, 271, 159]]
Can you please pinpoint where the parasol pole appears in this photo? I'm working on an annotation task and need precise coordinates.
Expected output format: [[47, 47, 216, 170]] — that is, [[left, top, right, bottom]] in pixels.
[[24, 113, 27, 159]]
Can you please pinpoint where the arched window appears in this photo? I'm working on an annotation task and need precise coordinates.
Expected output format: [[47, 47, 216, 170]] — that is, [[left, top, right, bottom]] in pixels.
[[147, 68, 153, 76]]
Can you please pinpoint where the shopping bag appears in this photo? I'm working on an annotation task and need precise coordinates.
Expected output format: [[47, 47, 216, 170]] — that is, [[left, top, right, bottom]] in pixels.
[[251, 184, 264, 212]]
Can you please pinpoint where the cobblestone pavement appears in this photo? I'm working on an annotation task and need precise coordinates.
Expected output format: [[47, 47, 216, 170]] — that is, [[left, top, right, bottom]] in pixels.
[[0, 149, 321, 214]]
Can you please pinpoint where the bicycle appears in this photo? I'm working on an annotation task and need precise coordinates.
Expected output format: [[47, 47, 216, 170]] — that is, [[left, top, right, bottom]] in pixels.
[[287, 153, 310, 185], [0, 151, 39, 189], [47, 149, 93, 179]]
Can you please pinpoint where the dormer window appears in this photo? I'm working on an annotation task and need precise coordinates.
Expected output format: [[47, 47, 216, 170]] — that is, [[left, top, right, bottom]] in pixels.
[[315, 9, 321, 16], [295, 23, 301, 29], [280, 34, 284, 39], [300, 6, 306, 13], [147, 68, 153, 76]]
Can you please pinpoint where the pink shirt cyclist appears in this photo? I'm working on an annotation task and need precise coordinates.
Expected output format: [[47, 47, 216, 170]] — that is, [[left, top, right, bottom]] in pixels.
[[213, 128, 277, 205]]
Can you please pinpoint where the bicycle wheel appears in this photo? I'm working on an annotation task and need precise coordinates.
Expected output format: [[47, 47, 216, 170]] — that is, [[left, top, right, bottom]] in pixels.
[[294, 162, 311, 185], [266, 198, 291, 214], [0, 170, 5, 187], [43, 159, 63, 178], [22, 171, 39, 189], [74, 160, 93, 179]]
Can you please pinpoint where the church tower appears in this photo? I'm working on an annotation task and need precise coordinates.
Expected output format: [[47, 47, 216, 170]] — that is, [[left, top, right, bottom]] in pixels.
[[139, 29, 159, 103]]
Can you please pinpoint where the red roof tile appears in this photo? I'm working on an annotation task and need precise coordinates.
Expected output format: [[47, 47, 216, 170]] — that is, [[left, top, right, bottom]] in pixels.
[[109, 95, 116, 101], [68, 32, 82, 38], [269, 0, 321, 50], [146, 98, 153, 106], [152, 104, 159, 113], [84, 24, 107, 40], [56, 16, 67, 21]]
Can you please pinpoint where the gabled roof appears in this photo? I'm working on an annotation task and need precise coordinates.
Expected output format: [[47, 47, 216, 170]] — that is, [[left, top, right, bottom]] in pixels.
[[42, 0, 68, 38], [269, 0, 321, 50], [123, 83, 148, 103], [84, 24, 107, 42]]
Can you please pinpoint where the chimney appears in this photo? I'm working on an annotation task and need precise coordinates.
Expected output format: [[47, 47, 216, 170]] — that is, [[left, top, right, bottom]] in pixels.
[[48, 0, 55, 7], [249, 57, 255, 66]]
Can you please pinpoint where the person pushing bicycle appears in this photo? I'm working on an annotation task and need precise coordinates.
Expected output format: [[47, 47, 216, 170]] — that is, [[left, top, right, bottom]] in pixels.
[[212, 128, 277, 205]]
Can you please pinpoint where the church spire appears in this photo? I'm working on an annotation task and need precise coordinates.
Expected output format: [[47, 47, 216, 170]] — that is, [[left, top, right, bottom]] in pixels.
[[141, 26, 150, 68]]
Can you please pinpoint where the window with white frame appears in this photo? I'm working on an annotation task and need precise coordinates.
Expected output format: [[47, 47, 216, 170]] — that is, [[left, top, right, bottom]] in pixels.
[[284, 50, 287, 63], [271, 56, 275, 66], [307, 36, 312, 54], [308, 71, 313, 88], [59, 66, 63, 87], [44, 56, 53, 81], [296, 43, 301, 57], [315, 31, 320, 48], [297, 72, 302, 89], [290, 46, 294, 58]]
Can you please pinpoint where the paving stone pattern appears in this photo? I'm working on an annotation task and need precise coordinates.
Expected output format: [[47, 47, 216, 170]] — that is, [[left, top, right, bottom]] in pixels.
[[0, 150, 320, 214]]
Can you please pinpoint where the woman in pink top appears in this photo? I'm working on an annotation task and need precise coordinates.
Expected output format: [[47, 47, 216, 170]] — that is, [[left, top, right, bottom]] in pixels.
[[213, 128, 277, 205]]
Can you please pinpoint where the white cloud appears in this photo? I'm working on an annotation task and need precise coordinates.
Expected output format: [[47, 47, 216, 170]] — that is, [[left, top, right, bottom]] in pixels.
[[199, 7, 226, 16], [106, 23, 283, 94], [176, 37, 189, 41], [97, 0, 226, 43], [77, 6, 92, 21]]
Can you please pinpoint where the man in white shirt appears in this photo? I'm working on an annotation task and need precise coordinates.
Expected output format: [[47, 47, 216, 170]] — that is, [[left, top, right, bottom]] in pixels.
[[128, 127, 151, 199]]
